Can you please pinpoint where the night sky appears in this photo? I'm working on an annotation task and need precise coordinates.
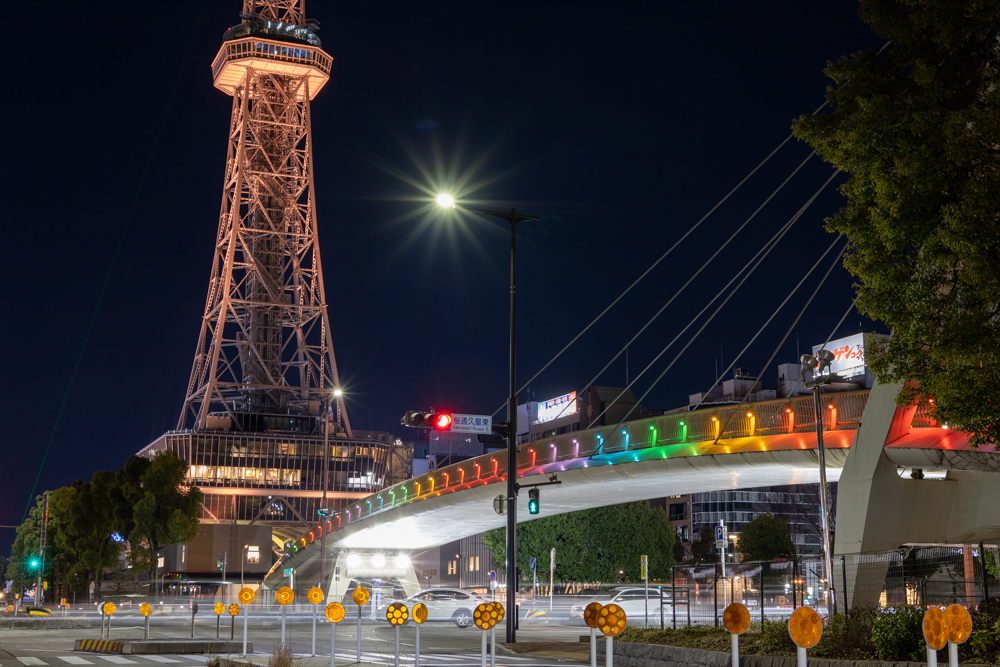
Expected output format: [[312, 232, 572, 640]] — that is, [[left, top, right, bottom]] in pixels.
[[2, 2, 883, 552]]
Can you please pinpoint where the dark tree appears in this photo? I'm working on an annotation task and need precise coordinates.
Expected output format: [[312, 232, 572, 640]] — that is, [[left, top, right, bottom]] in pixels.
[[736, 513, 794, 562], [794, 0, 1000, 447], [691, 526, 716, 564], [482, 501, 676, 584]]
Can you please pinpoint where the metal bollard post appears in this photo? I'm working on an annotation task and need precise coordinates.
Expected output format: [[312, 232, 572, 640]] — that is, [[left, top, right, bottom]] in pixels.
[[330, 618, 336, 667], [606, 636, 613, 667], [730, 634, 739, 667], [927, 646, 938, 667], [490, 625, 496, 667], [948, 641, 958, 667], [356, 604, 362, 663], [145, 615, 150, 641], [107, 612, 112, 639], [242, 609, 248, 656], [480, 629, 487, 667], [281, 604, 287, 645], [415, 622, 420, 667], [796, 646, 806, 667], [589, 627, 596, 667], [217, 613, 221, 639], [312, 603, 317, 657], [190, 604, 197, 638], [394, 625, 400, 667]]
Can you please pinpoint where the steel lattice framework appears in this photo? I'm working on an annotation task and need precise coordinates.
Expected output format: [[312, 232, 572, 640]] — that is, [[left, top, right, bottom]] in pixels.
[[180, 0, 349, 433]]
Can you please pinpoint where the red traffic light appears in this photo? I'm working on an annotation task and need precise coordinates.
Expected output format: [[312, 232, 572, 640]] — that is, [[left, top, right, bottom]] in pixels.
[[401, 411, 454, 430]]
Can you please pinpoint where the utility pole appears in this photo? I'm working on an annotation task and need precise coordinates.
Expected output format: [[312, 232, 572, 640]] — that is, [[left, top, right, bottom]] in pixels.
[[37, 492, 49, 605]]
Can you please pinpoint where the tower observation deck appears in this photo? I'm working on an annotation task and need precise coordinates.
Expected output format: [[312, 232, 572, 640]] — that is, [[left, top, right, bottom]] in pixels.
[[140, 2, 403, 560]]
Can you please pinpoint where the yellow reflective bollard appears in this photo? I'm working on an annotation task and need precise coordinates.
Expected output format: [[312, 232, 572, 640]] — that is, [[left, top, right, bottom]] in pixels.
[[598, 603, 626, 667], [386, 603, 409, 667], [140, 603, 152, 641], [788, 607, 822, 667], [308, 587, 325, 656], [238, 587, 255, 656], [214, 602, 225, 638], [276, 587, 294, 645], [924, 607, 948, 667], [352, 587, 369, 663], [474, 603, 498, 667], [412, 602, 428, 667], [584, 602, 602, 667], [228, 604, 239, 641], [326, 602, 346, 667], [723, 603, 750, 667], [102, 602, 116, 640], [944, 604, 972, 667]]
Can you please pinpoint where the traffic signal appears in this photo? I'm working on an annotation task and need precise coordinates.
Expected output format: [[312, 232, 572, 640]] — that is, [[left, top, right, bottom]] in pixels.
[[528, 488, 540, 515], [29, 559, 39, 569], [401, 411, 453, 430]]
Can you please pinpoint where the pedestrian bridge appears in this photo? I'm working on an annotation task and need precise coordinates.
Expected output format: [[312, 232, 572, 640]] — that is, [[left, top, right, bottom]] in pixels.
[[264, 383, 999, 599]]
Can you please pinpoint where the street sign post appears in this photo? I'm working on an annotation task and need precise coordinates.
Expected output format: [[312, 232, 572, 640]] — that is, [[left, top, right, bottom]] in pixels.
[[716, 521, 727, 608], [641, 555, 649, 626], [530, 557, 537, 600]]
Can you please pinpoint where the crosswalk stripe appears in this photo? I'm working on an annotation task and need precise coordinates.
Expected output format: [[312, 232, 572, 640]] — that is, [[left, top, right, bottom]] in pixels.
[[139, 658, 180, 664], [57, 658, 93, 665], [179, 658, 210, 663], [17, 659, 48, 666], [94, 659, 134, 665]]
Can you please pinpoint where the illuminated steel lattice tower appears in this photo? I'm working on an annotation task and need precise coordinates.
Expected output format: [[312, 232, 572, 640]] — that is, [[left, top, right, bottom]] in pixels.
[[179, 0, 349, 432]]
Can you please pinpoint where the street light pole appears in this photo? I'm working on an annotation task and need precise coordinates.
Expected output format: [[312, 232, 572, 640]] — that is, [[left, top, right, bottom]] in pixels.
[[435, 196, 539, 642]]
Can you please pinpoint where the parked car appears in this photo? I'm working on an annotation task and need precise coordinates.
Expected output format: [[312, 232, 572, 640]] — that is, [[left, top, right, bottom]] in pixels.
[[570, 587, 668, 625], [376, 588, 484, 628]]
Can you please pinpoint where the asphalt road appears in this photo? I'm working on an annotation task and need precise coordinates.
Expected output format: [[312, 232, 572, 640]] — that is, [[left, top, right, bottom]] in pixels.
[[0, 610, 589, 667]]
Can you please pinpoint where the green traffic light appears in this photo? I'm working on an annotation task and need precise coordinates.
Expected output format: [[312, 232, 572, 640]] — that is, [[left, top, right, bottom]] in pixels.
[[528, 488, 540, 515], [30, 560, 38, 568]]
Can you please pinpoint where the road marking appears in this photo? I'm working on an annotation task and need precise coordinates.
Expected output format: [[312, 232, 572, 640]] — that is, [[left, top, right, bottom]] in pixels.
[[94, 659, 135, 665], [140, 658, 180, 664], [18, 659, 48, 666], [179, 658, 210, 663], [57, 659, 93, 665]]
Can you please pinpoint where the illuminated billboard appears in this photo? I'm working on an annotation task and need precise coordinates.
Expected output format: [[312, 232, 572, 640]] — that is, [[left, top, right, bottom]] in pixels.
[[535, 392, 577, 424], [812, 333, 866, 380]]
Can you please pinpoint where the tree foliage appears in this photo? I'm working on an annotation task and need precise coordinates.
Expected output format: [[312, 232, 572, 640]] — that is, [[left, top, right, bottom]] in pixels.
[[793, 0, 1000, 446], [736, 513, 794, 562], [690, 526, 717, 564], [4, 451, 202, 601], [481, 501, 676, 583]]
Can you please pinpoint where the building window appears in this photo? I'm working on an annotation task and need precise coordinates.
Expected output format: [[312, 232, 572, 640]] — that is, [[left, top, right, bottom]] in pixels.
[[676, 525, 689, 542], [247, 546, 260, 564], [669, 503, 687, 521], [447, 561, 457, 575], [180, 545, 186, 565]]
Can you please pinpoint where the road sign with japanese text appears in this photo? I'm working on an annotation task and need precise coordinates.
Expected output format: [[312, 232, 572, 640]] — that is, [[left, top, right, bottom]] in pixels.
[[451, 414, 492, 434]]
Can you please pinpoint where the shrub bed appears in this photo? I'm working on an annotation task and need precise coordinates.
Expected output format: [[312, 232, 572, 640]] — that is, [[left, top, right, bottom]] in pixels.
[[617, 602, 1000, 664]]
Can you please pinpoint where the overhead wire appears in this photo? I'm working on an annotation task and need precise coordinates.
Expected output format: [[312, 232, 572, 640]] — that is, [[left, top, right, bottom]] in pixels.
[[488, 103, 831, 420], [536, 150, 817, 426], [709, 239, 849, 445], [586, 169, 840, 439], [689, 171, 844, 412]]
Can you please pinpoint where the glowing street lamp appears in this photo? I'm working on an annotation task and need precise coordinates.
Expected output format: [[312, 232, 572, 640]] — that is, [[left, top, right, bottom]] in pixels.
[[434, 194, 539, 643]]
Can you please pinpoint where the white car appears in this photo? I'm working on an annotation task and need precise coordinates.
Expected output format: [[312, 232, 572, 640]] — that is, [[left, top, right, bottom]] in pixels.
[[377, 588, 484, 628], [570, 587, 669, 626]]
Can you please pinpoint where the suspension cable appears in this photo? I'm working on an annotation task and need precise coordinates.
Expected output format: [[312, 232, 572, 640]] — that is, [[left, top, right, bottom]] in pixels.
[[709, 239, 849, 445], [587, 169, 840, 433], [488, 107, 829, 419]]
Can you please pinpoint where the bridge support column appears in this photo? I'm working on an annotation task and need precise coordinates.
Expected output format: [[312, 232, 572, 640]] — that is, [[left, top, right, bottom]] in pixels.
[[835, 380, 1000, 610]]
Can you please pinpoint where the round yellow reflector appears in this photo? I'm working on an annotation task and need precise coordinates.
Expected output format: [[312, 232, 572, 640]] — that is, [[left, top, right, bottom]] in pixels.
[[386, 602, 409, 626], [352, 587, 370, 606], [139, 603, 152, 617], [325, 602, 346, 623], [584, 602, 603, 629], [945, 604, 972, 645], [275, 586, 295, 606], [788, 607, 822, 648], [229, 604, 240, 616], [102, 602, 116, 616], [723, 603, 750, 635], [923, 607, 947, 650], [494, 602, 505, 623], [307, 587, 325, 605], [238, 587, 256, 605], [474, 602, 496, 630], [214, 602, 225, 615], [598, 603, 626, 637], [412, 602, 428, 624]]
